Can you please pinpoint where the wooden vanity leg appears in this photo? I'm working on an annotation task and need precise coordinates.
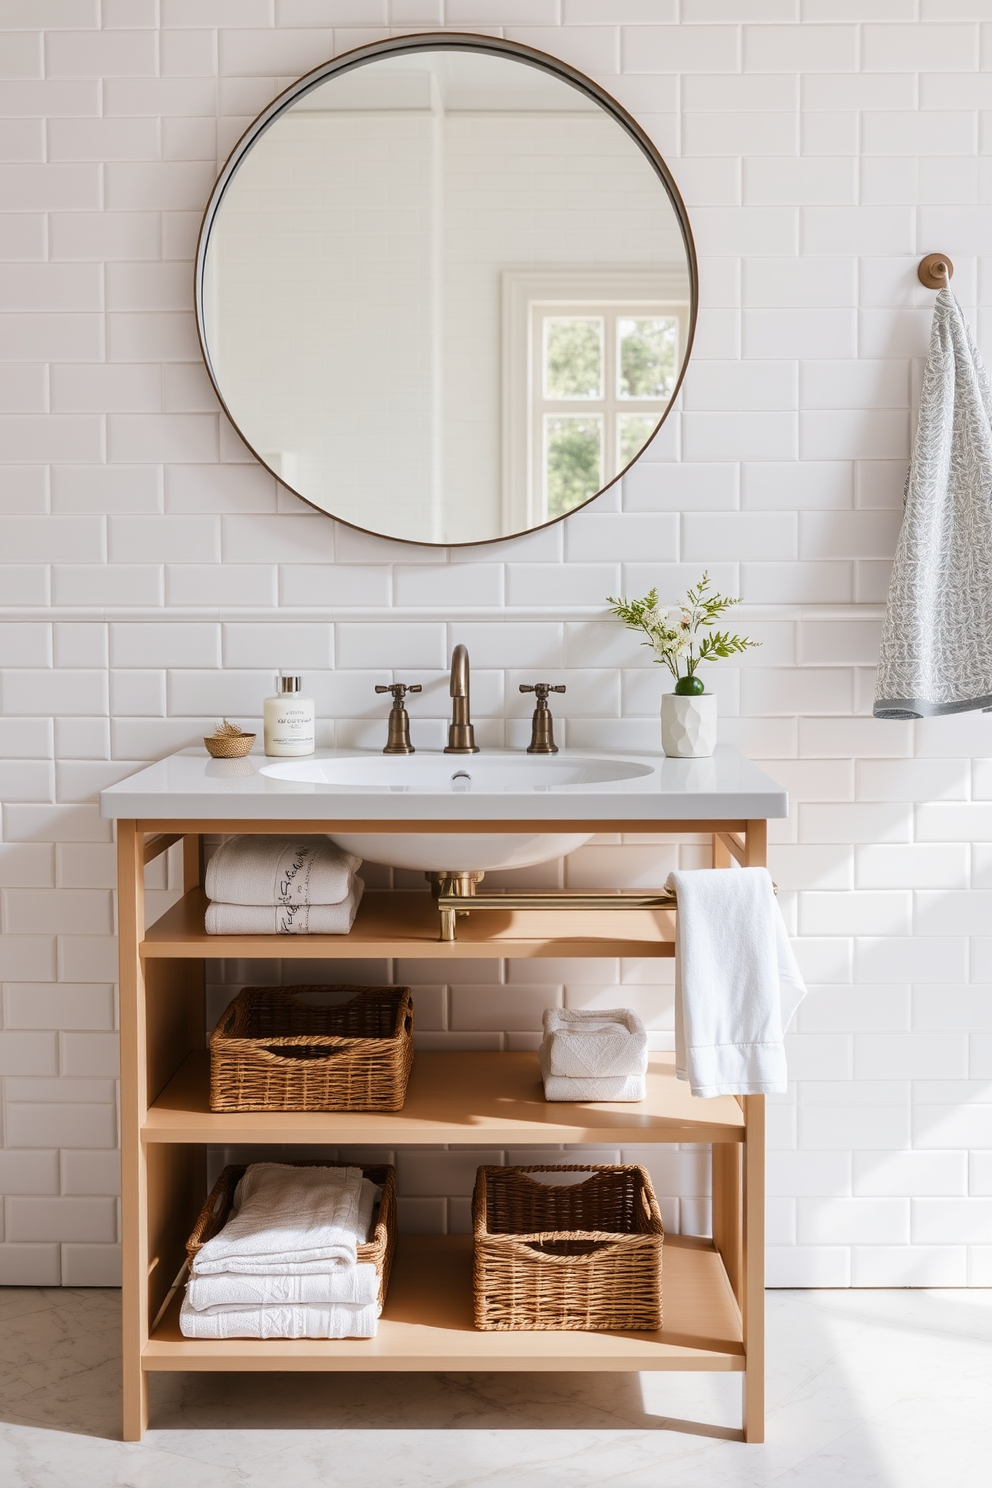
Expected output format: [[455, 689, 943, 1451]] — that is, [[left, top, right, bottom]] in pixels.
[[742, 1093, 766, 1443], [742, 824, 768, 1441], [745, 818, 768, 870], [125, 1366, 149, 1443], [118, 821, 149, 1441]]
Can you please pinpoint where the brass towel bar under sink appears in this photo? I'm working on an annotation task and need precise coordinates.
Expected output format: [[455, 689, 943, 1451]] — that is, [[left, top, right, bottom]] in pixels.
[[433, 880, 777, 942]]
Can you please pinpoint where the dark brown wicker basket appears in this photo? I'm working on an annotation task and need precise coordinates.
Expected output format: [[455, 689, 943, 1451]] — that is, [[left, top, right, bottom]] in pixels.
[[472, 1164, 663, 1331], [186, 1161, 397, 1311], [209, 984, 414, 1112]]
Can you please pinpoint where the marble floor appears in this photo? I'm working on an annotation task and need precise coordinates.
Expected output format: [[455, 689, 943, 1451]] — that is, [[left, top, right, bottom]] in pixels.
[[0, 1287, 988, 1488]]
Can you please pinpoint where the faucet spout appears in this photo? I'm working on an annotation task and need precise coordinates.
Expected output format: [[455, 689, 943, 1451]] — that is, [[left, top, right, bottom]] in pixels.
[[444, 644, 479, 754], [450, 642, 469, 698]]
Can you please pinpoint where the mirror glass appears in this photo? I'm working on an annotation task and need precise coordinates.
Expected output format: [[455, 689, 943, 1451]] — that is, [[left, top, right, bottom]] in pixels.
[[197, 41, 695, 546]]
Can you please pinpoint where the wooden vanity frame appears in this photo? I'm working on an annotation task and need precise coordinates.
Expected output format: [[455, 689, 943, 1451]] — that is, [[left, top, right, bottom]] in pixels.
[[117, 815, 767, 1443]]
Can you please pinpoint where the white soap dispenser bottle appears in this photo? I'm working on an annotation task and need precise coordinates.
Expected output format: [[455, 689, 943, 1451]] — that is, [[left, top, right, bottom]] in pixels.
[[263, 674, 315, 757]]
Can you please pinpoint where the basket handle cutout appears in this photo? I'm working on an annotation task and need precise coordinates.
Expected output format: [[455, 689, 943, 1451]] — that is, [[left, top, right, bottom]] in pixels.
[[523, 1238, 614, 1258], [517, 1168, 599, 1188], [261, 1044, 347, 1061]]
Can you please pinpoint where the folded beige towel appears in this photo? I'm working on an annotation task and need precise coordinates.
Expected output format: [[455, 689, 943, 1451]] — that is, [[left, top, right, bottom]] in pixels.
[[205, 835, 361, 906], [205, 878, 363, 935]]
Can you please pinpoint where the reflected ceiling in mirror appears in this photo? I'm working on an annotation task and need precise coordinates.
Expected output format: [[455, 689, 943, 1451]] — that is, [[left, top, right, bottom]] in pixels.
[[197, 36, 696, 547]]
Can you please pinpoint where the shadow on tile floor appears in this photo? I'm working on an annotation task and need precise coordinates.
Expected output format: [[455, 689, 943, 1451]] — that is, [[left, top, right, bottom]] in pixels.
[[0, 1286, 737, 1440], [1, 1286, 989, 1488]]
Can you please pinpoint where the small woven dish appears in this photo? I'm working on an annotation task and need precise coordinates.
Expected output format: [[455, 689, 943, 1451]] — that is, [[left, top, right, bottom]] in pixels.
[[472, 1163, 663, 1331], [186, 1160, 397, 1310], [204, 720, 255, 758]]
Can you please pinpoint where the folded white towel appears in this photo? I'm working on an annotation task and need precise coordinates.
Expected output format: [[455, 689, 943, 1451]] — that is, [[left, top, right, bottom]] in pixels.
[[205, 878, 363, 935], [539, 1042, 646, 1102], [192, 1164, 368, 1275], [667, 867, 807, 1099], [186, 1262, 379, 1312], [542, 1006, 648, 1079], [179, 1295, 379, 1339], [188, 1180, 378, 1305], [205, 835, 361, 907]]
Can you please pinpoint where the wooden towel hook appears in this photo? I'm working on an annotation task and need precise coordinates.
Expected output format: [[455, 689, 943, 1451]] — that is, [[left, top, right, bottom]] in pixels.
[[918, 253, 954, 289]]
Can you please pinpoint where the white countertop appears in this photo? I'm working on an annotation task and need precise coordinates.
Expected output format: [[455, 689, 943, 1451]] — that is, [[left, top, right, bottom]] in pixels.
[[99, 745, 788, 823]]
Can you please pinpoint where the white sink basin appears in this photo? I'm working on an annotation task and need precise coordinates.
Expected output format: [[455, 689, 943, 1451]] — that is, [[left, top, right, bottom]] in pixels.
[[332, 829, 592, 873], [259, 754, 653, 790], [258, 752, 653, 873]]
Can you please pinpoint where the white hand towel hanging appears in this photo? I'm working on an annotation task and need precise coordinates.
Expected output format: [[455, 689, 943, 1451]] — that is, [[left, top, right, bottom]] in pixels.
[[667, 867, 806, 1099], [874, 287, 992, 718], [205, 835, 361, 906]]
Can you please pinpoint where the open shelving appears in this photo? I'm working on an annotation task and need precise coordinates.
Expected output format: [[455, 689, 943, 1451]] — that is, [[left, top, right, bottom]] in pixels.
[[145, 1234, 743, 1372], [117, 816, 767, 1442]]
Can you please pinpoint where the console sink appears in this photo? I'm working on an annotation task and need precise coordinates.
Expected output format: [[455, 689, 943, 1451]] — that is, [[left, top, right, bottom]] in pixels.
[[99, 744, 790, 870], [258, 753, 654, 872]]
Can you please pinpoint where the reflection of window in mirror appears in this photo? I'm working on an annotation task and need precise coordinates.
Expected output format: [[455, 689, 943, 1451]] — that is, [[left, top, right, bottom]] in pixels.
[[503, 271, 691, 530]]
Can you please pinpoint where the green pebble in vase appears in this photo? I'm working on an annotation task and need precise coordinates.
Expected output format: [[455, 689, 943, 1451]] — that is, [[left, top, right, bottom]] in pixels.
[[674, 675, 705, 696]]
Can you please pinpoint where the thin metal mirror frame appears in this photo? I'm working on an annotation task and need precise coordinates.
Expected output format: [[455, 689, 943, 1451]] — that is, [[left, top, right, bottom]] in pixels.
[[194, 32, 699, 549]]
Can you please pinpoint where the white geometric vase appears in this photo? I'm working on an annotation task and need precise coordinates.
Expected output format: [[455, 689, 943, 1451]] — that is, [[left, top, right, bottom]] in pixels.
[[660, 692, 718, 758]]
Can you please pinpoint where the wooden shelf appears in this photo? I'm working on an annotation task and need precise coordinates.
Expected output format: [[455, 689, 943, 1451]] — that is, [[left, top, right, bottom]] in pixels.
[[144, 1050, 745, 1146], [142, 888, 676, 961], [144, 1233, 743, 1373]]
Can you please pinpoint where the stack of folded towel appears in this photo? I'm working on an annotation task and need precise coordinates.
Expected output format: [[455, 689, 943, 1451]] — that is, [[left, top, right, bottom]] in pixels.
[[180, 1163, 382, 1339], [539, 1006, 649, 1102], [204, 835, 364, 935]]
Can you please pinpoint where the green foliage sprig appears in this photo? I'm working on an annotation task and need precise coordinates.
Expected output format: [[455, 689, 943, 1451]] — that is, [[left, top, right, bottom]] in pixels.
[[607, 572, 760, 691]]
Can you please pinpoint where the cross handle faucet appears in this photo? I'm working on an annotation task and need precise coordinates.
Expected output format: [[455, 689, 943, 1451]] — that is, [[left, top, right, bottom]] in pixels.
[[519, 683, 566, 754], [375, 683, 422, 754]]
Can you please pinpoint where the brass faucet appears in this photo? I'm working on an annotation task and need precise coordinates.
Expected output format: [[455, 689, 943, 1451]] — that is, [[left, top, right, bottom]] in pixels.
[[375, 683, 421, 754], [444, 644, 478, 754], [519, 682, 566, 754]]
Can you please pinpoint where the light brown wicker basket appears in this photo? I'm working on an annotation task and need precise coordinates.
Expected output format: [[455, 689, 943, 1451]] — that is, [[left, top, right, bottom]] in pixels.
[[472, 1164, 663, 1331], [209, 984, 414, 1112], [186, 1161, 397, 1310]]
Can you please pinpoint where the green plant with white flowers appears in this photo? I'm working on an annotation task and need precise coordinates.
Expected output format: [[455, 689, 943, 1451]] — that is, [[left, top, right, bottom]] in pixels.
[[607, 572, 760, 695]]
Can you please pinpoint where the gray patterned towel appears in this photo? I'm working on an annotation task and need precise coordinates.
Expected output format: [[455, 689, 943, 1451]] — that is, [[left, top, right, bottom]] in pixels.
[[874, 288, 992, 719]]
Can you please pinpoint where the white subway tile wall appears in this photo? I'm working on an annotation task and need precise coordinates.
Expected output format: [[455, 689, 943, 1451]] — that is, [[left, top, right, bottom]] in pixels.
[[0, 3, 989, 1288]]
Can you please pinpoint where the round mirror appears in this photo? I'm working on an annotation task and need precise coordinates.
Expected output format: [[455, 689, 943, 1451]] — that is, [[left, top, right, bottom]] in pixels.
[[196, 35, 696, 547]]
